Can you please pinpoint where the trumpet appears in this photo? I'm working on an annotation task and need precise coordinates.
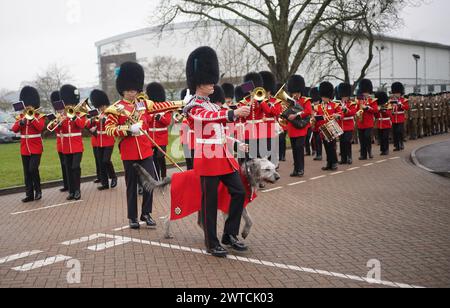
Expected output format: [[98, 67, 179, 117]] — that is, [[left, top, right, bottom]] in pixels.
[[66, 98, 94, 119], [23, 106, 42, 121]]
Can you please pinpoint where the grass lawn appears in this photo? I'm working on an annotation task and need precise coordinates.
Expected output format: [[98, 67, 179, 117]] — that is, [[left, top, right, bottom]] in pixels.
[[0, 129, 185, 189]]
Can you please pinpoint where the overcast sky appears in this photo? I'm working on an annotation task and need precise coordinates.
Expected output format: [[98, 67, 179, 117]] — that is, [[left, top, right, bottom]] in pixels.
[[1, 0, 449, 91]]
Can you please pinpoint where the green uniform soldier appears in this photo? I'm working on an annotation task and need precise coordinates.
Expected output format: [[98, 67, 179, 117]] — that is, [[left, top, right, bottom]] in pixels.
[[439, 94, 447, 134], [408, 96, 419, 140], [417, 95, 425, 138], [424, 96, 433, 136], [432, 96, 440, 135], [447, 93, 450, 133]]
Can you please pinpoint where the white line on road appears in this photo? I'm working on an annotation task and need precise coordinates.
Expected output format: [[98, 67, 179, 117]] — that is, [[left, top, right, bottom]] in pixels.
[[331, 171, 344, 176], [86, 236, 133, 252], [0, 250, 43, 265], [288, 181, 307, 186], [363, 163, 374, 167], [112, 222, 146, 232], [376, 160, 387, 164], [262, 187, 283, 193], [310, 175, 327, 180], [389, 157, 400, 160], [12, 255, 72, 272], [11, 200, 84, 215], [347, 167, 360, 171], [60, 234, 114, 246]]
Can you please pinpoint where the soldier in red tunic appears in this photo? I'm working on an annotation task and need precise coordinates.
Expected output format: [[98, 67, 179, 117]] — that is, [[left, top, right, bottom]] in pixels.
[[146, 82, 172, 180], [390, 82, 410, 151], [336, 83, 358, 165], [374, 91, 393, 156], [12, 86, 45, 203], [184, 47, 251, 257], [59, 84, 86, 201], [89, 90, 117, 190], [105, 62, 183, 229], [356, 79, 379, 160]]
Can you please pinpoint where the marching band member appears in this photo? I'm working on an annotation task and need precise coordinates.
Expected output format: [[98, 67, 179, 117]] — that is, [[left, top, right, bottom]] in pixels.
[[12, 86, 45, 203], [222, 83, 236, 109], [86, 108, 101, 185], [89, 90, 117, 190], [310, 87, 323, 161], [146, 82, 172, 180], [275, 83, 288, 162], [184, 47, 250, 258], [178, 88, 195, 170], [317, 82, 342, 171], [105, 62, 183, 230], [356, 79, 379, 161], [390, 82, 409, 151], [50, 91, 69, 192], [374, 91, 392, 156], [304, 87, 313, 157], [286, 75, 312, 177], [336, 83, 358, 165], [60, 84, 86, 201]]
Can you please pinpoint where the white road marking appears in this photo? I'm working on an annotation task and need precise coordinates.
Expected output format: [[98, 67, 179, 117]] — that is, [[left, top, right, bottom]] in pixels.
[[60, 234, 114, 246], [86, 236, 133, 252], [112, 222, 146, 232], [12, 255, 72, 272], [389, 157, 400, 160], [347, 167, 360, 171], [262, 187, 283, 193], [376, 159, 387, 164], [0, 250, 42, 265], [11, 200, 84, 215], [331, 171, 344, 176], [363, 163, 374, 167], [288, 181, 307, 186], [310, 175, 327, 180], [100, 233, 424, 289]]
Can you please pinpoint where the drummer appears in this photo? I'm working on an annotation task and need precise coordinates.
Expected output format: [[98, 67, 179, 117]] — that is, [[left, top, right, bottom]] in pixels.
[[316, 82, 343, 171]]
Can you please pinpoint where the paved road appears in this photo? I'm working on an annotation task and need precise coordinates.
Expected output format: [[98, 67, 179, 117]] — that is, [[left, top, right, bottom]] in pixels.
[[413, 138, 450, 175], [0, 134, 449, 288]]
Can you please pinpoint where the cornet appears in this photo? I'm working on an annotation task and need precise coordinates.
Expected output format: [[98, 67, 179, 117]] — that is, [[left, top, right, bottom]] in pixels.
[[23, 106, 42, 121]]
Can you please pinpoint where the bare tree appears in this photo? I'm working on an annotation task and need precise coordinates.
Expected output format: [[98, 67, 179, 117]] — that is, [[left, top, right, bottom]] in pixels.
[[144, 56, 186, 99], [33, 64, 72, 110], [0, 89, 14, 112]]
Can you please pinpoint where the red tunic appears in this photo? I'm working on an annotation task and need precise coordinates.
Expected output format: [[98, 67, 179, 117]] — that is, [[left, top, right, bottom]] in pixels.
[[239, 97, 277, 140], [186, 98, 239, 177], [60, 113, 86, 154], [287, 97, 312, 138], [55, 127, 63, 153], [316, 102, 342, 140], [336, 100, 358, 132], [391, 97, 409, 124], [12, 114, 45, 156], [356, 97, 379, 130], [375, 108, 393, 130], [263, 97, 283, 139], [148, 112, 172, 147]]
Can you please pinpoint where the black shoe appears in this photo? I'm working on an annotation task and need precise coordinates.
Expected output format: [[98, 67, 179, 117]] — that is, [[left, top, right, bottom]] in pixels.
[[339, 161, 347, 165], [34, 192, 42, 201], [97, 186, 109, 191], [60, 187, 69, 192], [393, 148, 400, 152], [298, 170, 304, 177], [314, 156, 323, 161], [21, 196, 34, 203], [331, 164, 338, 171], [259, 183, 266, 189], [207, 245, 228, 258], [140, 214, 157, 228], [129, 219, 140, 230], [110, 178, 118, 189], [222, 235, 248, 252], [359, 157, 367, 161], [290, 171, 299, 177], [74, 191, 81, 201], [322, 165, 332, 171], [66, 193, 75, 201], [348, 158, 353, 165], [94, 179, 101, 184]]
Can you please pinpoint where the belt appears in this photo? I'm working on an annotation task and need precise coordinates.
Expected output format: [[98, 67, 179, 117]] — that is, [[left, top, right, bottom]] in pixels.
[[246, 120, 265, 124], [343, 117, 355, 121], [265, 117, 276, 122], [61, 133, 82, 138], [148, 128, 168, 132], [97, 131, 107, 135], [393, 112, 405, 115], [196, 138, 226, 145], [56, 134, 62, 138], [379, 118, 391, 121], [21, 134, 42, 139]]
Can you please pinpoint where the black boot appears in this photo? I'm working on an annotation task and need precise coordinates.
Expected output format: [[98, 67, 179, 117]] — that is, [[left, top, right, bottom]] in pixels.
[[207, 245, 228, 258], [21, 196, 34, 203], [222, 235, 248, 252], [66, 193, 75, 201], [129, 219, 140, 230], [140, 214, 157, 228], [110, 178, 118, 189], [34, 191, 42, 201], [73, 190, 81, 201]]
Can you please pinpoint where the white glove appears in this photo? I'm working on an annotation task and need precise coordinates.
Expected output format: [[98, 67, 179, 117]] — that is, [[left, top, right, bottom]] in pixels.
[[130, 123, 142, 135], [183, 89, 193, 105]]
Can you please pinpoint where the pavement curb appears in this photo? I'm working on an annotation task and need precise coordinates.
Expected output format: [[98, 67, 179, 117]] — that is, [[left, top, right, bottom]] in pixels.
[[411, 142, 450, 178]]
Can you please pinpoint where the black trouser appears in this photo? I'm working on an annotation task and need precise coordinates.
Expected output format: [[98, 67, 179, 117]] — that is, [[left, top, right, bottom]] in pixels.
[[358, 128, 373, 159], [93, 147, 101, 180], [183, 145, 195, 171], [152, 146, 167, 180], [339, 131, 353, 163], [393, 123, 405, 150], [324, 140, 338, 167], [123, 158, 155, 220], [305, 128, 313, 155], [64, 153, 82, 194], [313, 132, 323, 157], [279, 131, 287, 160], [200, 172, 246, 249], [22, 154, 41, 198], [58, 152, 68, 190], [98, 146, 116, 187], [378, 129, 391, 154], [290, 136, 306, 173]]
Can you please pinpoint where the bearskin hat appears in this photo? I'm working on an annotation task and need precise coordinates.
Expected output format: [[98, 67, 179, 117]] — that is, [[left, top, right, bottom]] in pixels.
[[235, 86, 245, 102], [319, 82, 334, 99], [50, 91, 61, 104], [287, 75, 306, 96], [186, 46, 220, 93], [391, 82, 405, 95], [222, 83, 235, 99], [180, 88, 188, 100], [338, 83, 353, 98], [244, 72, 263, 89], [375, 91, 389, 105], [309, 87, 320, 103], [259, 71, 276, 94], [60, 84, 80, 105], [19, 86, 40, 108], [146, 82, 166, 102], [209, 85, 225, 105], [358, 79, 373, 94], [90, 90, 110, 109], [116, 62, 145, 96]]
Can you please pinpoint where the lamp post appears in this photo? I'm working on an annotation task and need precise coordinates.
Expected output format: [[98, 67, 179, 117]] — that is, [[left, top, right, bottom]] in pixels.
[[413, 54, 421, 93], [376, 45, 385, 90]]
